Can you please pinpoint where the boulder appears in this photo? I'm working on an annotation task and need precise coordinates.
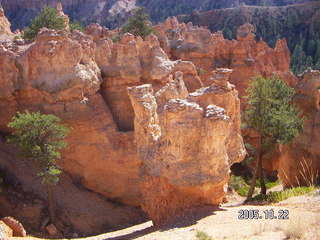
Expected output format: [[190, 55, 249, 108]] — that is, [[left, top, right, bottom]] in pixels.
[[1, 217, 26, 237], [0, 221, 13, 239]]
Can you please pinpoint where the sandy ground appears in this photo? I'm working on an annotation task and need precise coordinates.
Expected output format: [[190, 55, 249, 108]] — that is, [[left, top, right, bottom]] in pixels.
[[12, 189, 320, 240]]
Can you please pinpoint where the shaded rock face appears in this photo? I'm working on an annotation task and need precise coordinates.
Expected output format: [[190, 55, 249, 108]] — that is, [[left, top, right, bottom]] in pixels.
[[155, 19, 297, 108], [278, 69, 320, 187], [0, 5, 12, 35], [128, 69, 245, 226]]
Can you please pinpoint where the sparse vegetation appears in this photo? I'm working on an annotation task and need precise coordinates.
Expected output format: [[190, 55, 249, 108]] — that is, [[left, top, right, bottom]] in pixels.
[[196, 67, 207, 75], [229, 175, 279, 196], [247, 186, 315, 203], [7, 111, 70, 223], [196, 231, 213, 240], [70, 20, 85, 33], [23, 6, 66, 40]]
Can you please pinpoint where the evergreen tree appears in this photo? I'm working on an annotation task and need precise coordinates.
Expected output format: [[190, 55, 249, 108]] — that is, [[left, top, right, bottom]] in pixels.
[[120, 7, 154, 39], [244, 75, 304, 199], [8, 111, 70, 223], [23, 6, 66, 40]]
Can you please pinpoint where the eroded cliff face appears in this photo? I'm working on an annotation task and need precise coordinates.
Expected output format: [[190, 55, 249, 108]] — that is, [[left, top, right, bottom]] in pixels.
[[278, 69, 320, 187], [0, 28, 143, 206], [155, 18, 297, 108], [0, 14, 299, 228], [128, 69, 245, 226], [0, 5, 12, 35]]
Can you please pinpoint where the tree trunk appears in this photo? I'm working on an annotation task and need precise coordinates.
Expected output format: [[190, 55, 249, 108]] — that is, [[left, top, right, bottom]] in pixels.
[[259, 156, 267, 194], [47, 184, 56, 224], [247, 134, 264, 199], [247, 167, 259, 199]]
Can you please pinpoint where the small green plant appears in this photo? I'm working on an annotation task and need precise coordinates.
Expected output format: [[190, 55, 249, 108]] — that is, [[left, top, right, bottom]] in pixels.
[[111, 33, 121, 43], [14, 35, 21, 40], [23, 6, 66, 40], [229, 175, 256, 197], [70, 20, 85, 33], [196, 231, 212, 240], [196, 67, 206, 75]]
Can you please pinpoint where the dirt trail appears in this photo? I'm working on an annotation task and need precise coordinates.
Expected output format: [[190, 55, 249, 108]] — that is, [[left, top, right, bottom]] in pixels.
[[11, 190, 320, 240]]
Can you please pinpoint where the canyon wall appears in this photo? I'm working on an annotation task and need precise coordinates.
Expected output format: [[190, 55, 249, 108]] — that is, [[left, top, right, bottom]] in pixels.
[[279, 69, 320, 187], [155, 18, 297, 108], [0, 6, 306, 228]]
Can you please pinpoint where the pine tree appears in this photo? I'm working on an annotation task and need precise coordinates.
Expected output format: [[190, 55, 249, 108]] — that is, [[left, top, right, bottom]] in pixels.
[[120, 7, 154, 39], [23, 6, 66, 40], [8, 111, 70, 223], [244, 75, 304, 199]]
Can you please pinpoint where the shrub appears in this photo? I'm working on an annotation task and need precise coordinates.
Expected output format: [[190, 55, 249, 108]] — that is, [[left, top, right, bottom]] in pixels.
[[70, 20, 85, 33], [23, 6, 66, 40], [196, 231, 212, 240], [120, 7, 154, 39]]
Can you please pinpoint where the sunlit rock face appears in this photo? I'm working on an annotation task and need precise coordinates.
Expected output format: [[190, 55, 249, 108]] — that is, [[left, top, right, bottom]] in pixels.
[[155, 19, 297, 108], [0, 5, 12, 35], [128, 69, 245, 226]]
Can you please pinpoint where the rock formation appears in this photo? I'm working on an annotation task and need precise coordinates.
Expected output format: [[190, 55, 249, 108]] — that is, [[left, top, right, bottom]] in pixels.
[[56, 3, 70, 32], [0, 220, 13, 239], [0, 28, 142, 206], [128, 69, 245, 226], [0, 4, 12, 35], [0, 16, 300, 229], [278, 69, 320, 187], [1, 217, 26, 237], [93, 30, 200, 131], [155, 19, 297, 108]]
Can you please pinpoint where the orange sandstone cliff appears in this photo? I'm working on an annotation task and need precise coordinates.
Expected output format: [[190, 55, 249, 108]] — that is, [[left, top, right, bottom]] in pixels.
[[0, 10, 302, 230], [279, 69, 320, 187], [128, 69, 245, 225]]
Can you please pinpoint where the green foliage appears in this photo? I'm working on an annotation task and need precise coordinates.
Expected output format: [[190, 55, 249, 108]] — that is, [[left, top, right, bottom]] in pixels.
[[196, 231, 213, 240], [14, 35, 21, 40], [7, 111, 70, 185], [229, 175, 255, 197], [111, 33, 121, 43], [244, 75, 304, 151], [247, 186, 315, 203], [23, 6, 66, 40], [120, 7, 154, 39], [70, 20, 85, 33], [196, 67, 206, 75]]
